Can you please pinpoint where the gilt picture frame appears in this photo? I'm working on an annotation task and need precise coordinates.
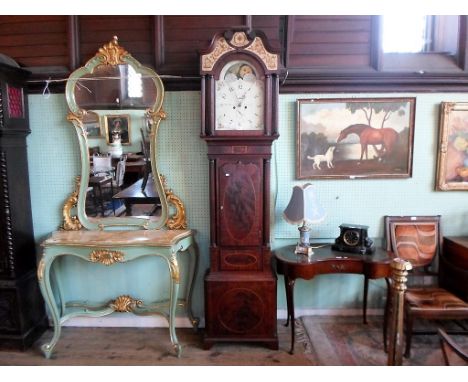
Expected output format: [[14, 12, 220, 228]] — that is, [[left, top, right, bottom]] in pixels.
[[103, 114, 131, 145], [296, 98, 416, 179], [436, 102, 468, 191]]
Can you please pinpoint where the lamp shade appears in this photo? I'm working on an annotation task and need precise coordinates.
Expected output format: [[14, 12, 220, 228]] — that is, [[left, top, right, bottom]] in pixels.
[[283, 183, 326, 226]]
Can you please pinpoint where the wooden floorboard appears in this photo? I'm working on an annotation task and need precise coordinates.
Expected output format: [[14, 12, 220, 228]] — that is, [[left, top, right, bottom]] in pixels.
[[0, 320, 312, 366]]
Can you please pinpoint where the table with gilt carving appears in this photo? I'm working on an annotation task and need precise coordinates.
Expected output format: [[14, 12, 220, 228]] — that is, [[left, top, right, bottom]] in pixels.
[[37, 229, 199, 358]]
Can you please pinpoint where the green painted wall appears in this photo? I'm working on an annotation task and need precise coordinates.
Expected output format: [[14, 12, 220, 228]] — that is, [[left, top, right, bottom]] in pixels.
[[27, 91, 468, 320]]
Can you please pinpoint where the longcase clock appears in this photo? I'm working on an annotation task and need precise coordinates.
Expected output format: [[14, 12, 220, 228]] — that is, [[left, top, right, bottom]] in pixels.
[[200, 30, 279, 349]]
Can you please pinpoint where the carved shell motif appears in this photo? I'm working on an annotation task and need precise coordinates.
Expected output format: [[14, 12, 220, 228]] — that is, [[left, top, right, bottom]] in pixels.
[[96, 36, 129, 66], [110, 295, 143, 312], [89, 249, 125, 265]]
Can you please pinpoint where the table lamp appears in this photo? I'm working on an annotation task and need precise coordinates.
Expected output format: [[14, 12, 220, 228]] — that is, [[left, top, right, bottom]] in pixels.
[[283, 183, 326, 256]]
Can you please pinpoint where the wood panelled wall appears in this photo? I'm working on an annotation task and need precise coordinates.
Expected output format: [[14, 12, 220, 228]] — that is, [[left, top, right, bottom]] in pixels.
[[1, 15, 468, 92], [0, 16, 69, 68], [286, 16, 373, 69]]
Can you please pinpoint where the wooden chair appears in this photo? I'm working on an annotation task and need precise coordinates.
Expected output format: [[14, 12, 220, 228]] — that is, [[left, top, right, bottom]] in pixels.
[[140, 128, 151, 191], [91, 153, 113, 177], [113, 155, 127, 189], [100, 155, 127, 215], [383, 215, 468, 358], [438, 329, 468, 365], [89, 153, 116, 216]]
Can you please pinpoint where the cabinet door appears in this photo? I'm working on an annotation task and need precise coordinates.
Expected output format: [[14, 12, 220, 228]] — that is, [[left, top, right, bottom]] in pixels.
[[217, 158, 263, 246]]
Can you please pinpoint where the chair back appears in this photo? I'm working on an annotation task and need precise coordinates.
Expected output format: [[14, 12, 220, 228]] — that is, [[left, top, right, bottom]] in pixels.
[[115, 156, 127, 188], [92, 153, 112, 176], [384, 216, 441, 269], [140, 128, 152, 190], [140, 128, 150, 161]]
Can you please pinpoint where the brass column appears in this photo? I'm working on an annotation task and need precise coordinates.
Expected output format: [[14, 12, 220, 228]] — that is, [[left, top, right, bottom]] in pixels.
[[387, 258, 412, 366]]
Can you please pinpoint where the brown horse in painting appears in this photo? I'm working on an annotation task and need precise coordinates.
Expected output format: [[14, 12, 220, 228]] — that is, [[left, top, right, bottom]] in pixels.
[[337, 124, 399, 161]]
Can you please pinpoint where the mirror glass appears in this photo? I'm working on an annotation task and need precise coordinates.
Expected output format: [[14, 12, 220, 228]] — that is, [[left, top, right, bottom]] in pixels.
[[65, 38, 169, 230], [74, 64, 158, 110]]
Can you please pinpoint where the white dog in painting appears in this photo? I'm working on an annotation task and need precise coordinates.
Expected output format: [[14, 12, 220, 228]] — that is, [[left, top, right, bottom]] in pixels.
[[307, 146, 335, 170]]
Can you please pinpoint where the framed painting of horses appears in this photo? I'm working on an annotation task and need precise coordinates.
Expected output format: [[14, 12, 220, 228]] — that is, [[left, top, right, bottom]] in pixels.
[[296, 97, 416, 179], [436, 102, 468, 191]]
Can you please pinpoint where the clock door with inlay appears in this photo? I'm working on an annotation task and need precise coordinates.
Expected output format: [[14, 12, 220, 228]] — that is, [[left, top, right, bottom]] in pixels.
[[217, 158, 262, 247]]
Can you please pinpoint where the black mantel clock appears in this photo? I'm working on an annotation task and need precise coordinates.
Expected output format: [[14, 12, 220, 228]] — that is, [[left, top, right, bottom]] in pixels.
[[332, 223, 375, 255], [200, 29, 280, 350]]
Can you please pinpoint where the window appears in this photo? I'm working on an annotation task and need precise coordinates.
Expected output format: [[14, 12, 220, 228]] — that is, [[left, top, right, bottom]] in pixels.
[[383, 15, 429, 53], [379, 15, 463, 72], [382, 15, 459, 54]]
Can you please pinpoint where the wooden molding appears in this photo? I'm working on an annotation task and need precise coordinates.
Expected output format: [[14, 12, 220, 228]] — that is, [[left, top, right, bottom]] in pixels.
[[67, 16, 80, 71], [153, 16, 165, 69]]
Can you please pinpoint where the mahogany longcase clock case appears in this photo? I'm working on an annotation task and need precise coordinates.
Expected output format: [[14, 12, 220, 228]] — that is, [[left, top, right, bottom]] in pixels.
[[200, 30, 279, 348]]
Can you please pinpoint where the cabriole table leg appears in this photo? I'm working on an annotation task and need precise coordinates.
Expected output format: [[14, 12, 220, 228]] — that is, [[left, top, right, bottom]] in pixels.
[[37, 256, 62, 359]]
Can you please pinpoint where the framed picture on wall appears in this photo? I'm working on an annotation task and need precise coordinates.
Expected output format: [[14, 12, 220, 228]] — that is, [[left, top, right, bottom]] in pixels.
[[436, 102, 468, 191], [83, 111, 103, 138], [83, 121, 103, 138], [103, 114, 131, 145], [296, 97, 416, 179]]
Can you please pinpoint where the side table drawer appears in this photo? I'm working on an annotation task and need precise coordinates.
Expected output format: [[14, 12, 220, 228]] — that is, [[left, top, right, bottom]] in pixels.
[[316, 260, 363, 275]]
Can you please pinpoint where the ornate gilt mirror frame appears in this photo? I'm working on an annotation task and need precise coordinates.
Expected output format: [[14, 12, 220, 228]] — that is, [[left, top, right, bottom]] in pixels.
[[63, 37, 185, 230]]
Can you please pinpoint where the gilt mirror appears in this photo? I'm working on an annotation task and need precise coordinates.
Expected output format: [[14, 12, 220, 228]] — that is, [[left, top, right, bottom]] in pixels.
[[63, 37, 183, 231]]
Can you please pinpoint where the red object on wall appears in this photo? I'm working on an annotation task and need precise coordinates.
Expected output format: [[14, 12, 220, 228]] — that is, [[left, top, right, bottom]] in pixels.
[[7, 85, 24, 118]]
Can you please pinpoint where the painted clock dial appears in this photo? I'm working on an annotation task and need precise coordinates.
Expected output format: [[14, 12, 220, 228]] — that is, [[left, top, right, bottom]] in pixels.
[[215, 60, 264, 131]]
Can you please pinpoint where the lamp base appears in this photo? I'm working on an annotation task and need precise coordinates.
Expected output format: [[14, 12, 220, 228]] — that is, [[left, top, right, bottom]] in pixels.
[[295, 224, 313, 256], [295, 243, 314, 256]]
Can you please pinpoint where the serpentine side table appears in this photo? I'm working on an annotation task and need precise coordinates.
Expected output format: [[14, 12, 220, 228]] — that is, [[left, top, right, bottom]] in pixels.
[[37, 229, 199, 358], [274, 244, 392, 354]]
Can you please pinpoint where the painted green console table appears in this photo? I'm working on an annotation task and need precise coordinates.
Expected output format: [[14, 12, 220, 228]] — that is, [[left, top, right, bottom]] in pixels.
[[37, 229, 199, 358], [36, 37, 200, 359]]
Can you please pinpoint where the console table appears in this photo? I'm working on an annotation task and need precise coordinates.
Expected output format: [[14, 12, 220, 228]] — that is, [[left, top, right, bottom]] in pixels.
[[274, 244, 392, 354], [37, 229, 199, 358]]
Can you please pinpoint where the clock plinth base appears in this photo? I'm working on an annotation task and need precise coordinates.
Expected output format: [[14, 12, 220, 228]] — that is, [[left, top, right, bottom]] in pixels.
[[203, 270, 278, 350]]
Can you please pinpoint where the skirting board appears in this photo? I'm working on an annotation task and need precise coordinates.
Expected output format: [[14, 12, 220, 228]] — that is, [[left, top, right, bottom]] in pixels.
[[60, 308, 384, 328]]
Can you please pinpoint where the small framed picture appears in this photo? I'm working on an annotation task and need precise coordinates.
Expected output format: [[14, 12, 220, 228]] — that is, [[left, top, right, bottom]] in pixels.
[[84, 120, 103, 138], [296, 97, 416, 179], [103, 114, 131, 145], [436, 102, 468, 191]]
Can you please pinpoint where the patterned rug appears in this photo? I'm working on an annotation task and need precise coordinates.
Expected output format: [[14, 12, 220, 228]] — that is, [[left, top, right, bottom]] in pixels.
[[296, 315, 468, 366]]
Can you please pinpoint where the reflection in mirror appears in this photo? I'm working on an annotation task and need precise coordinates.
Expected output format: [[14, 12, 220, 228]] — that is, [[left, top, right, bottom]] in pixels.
[[74, 64, 158, 110], [84, 110, 156, 218], [64, 36, 174, 230], [86, 124, 157, 218]]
